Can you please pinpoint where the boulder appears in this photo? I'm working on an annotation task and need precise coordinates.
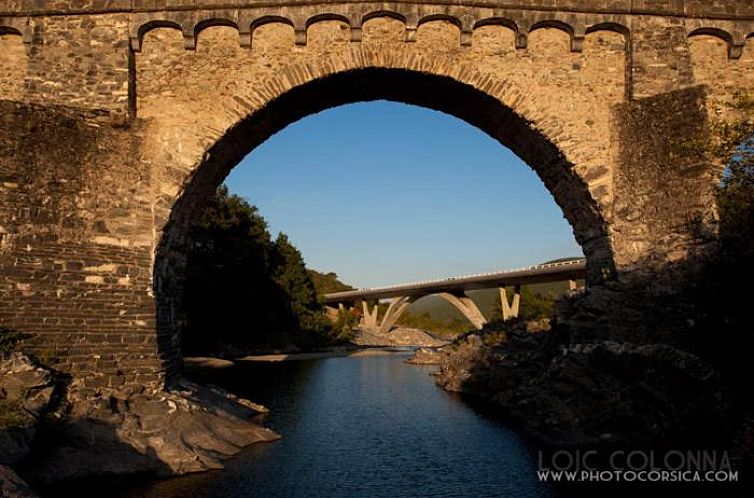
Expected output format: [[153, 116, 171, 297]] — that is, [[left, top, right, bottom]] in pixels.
[[23, 379, 279, 484], [0, 353, 57, 466], [0, 465, 38, 498]]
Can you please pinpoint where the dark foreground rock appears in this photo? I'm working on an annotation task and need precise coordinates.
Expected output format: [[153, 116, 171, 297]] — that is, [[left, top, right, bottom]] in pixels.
[[0, 465, 38, 498], [1, 352, 279, 486], [426, 305, 732, 451], [0, 353, 59, 467], [24, 380, 279, 484]]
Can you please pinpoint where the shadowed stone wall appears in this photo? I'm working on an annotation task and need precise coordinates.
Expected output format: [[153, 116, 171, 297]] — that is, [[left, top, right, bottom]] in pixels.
[[0, 0, 752, 390]]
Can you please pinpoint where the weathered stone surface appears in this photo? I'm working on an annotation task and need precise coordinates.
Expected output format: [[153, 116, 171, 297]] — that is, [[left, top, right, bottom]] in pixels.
[[0, 1, 752, 392], [353, 327, 448, 347], [0, 465, 39, 498], [24, 380, 279, 483], [0, 353, 57, 466], [432, 319, 729, 448]]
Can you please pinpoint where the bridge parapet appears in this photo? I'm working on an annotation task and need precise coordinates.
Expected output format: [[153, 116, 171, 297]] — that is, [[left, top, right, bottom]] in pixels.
[[324, 259, 587, 303], [1, 0, 754, 18]]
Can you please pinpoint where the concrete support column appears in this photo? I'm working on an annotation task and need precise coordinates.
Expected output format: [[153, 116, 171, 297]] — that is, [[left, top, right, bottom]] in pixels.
[[378, 296, 414, 334], [500, 285, 521, 321], [438, 292, 487, 330], [361, 301, 379, 331]]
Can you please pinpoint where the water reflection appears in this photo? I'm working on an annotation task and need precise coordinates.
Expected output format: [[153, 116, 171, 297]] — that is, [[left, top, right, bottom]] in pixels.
[[61, 353, 553, 498]]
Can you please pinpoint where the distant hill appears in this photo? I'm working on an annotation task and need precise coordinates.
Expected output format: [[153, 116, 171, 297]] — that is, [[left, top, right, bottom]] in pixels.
[[308, 269, 353, 295]]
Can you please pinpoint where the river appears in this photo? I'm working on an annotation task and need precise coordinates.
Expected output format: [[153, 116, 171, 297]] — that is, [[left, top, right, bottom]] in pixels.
[[66, 351, 554, 498]]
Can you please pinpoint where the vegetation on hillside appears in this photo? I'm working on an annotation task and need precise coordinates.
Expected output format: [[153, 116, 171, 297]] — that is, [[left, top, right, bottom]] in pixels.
[[398, 311, 471, 338], [692, 94, 754, 385], [308, 269, 354, 295], [181, 186, 336, 354], [396, 285, 560, 338]]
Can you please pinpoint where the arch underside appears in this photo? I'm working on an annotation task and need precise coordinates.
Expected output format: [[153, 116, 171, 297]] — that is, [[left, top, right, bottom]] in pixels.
[[152, 64, 616, 372], [157, 66, 613, 285]]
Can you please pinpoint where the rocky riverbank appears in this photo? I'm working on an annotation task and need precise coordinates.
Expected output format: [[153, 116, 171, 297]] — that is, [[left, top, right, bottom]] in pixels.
[[352, 327, 448, 348], [0, 353, 279, 497], [405, 284, 747, 468]]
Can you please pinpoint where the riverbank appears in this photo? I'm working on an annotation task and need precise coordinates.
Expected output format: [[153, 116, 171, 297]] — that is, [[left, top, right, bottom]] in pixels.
[[0, 353, 280, 498], [50, 351, 551, 498], [185, 346, 412, 367]]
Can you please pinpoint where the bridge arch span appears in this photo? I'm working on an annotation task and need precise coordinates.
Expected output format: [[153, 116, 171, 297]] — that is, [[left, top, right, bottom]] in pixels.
[[149, 48, 618, 373]]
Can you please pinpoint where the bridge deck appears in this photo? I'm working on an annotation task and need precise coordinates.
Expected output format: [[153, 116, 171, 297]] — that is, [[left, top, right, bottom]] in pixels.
[[323, 259, 586, 303]]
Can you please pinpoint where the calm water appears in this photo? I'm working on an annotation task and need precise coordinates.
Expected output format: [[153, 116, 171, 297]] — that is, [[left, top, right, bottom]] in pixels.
[[80, 352, 554, 498]]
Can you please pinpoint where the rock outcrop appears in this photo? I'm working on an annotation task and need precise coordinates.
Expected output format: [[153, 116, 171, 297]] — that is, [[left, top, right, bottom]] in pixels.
[[0, 352, 279, 485], [0, 465, 39, 498], [0, 353, 58, 466], [428, 314, 730, 449], [23, 379, 279, 484], [353, 327, 448, 348]]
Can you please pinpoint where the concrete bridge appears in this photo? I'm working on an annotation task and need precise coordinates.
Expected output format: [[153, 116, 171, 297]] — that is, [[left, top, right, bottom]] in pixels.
[[324, 259, 586, 333], [0, 1, 753, 391]]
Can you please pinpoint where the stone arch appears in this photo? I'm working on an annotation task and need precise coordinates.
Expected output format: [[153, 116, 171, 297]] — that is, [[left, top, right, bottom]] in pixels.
[[415, 16, 462, 47], [0, 26, 22, 36], [362, 11, 407, 25], [132, 20, 185, 51], [586, 22, 630, 39], [193, 18, 240, 44], [361, 14, 406, 43], [688, 27, 739, 58], [150, 63, 616, 371], [689, 31, 754, 119], [473, 17, 519, 34], [470, 21, 518, 54], [250, 16, 295, 49], [417, 14, 463, 29], [529, 20, 579, 51], [0, 28, 27, 100], [306, 13, 353, 29]]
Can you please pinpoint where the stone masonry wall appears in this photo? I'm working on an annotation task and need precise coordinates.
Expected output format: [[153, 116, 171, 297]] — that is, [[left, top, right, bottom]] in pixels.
[[0, 2, 752, 388], [0, 101, 166, 391]]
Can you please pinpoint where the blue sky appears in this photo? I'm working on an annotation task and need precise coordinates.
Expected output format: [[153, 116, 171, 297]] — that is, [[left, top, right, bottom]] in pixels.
[[226, 101, 581, 289]]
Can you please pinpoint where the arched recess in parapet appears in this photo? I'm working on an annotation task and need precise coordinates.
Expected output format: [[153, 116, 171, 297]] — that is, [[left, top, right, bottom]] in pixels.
[[0, 27, 28, 101], [151, 66, 615, 374], [530, 20, 574, 36], [362, 11, 407, 25], [688, 27, 739, 58], [586, 22, 629, 38], [529, 20, 582, 51], [306, 13, 352, 29], [250, 16, 295, 48], [132, 20, 184, 51], [194, 18, 239, 40], [0, 26, 22, 36], [416, 14, 463, 29]]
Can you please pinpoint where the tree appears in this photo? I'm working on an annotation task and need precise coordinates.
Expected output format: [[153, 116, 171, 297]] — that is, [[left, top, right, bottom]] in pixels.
[[271, 233, 324, 332], [308, 270, 354, 295], [182, 186, 294, 353], [181, 186, 341, 355], [715, 95, 754, 260]]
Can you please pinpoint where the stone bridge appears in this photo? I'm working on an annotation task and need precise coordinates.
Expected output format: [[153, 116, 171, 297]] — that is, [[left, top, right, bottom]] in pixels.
[[324, 259, 586, 332], [0, 1, 753, 392]]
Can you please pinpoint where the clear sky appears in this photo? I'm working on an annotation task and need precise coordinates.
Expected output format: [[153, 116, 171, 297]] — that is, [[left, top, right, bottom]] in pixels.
[[225, 101, 582, 289]]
